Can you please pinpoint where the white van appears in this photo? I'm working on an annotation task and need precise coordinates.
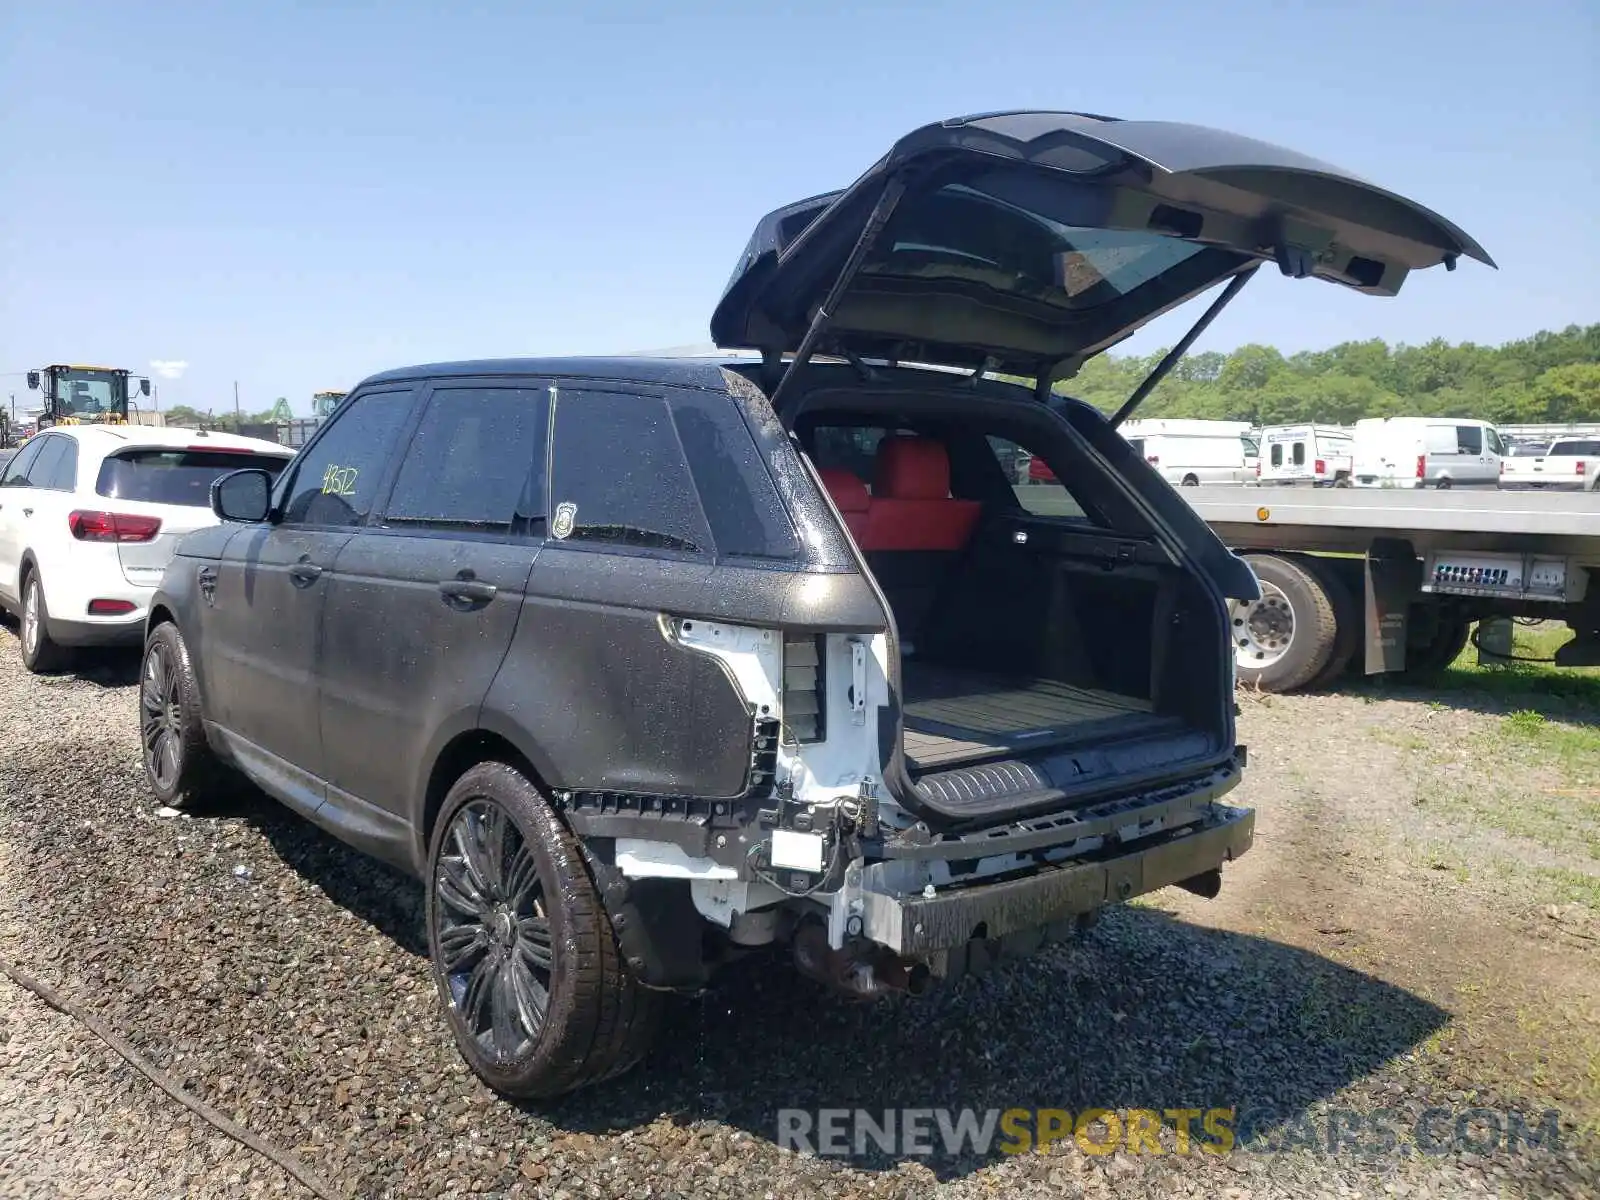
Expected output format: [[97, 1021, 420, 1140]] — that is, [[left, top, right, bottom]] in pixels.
[[1120, 418, 1258, 487], [1351, 417, 1504, 489], [1258, 424, 1354, 486]]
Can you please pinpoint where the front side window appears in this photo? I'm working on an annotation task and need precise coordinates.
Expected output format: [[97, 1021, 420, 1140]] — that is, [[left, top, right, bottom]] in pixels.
[[1241, 435, 1260, 457], [98, 450, 290, 507], [549, 390, 712, 556], [280, 389, 415, 526], [1485, 428, 1508, 456], [25, 436, 71, 490], [383, 385, 547, 535], [1, 438, 45, 486], [1456, 425, 1483, 455]]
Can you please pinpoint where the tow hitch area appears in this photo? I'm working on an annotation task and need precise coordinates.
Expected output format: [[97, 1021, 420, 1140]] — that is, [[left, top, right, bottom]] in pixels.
[[792, 922, 933, 1000]]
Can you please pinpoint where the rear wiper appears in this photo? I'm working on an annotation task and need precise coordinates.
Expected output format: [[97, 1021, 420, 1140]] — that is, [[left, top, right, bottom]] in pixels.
[[1108, 264, 1259, 429]]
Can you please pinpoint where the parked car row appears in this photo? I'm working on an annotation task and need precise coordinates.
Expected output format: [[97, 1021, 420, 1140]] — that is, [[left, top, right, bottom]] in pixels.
[[1056, 415, 1597, 492], [0, 424, 294, 671]]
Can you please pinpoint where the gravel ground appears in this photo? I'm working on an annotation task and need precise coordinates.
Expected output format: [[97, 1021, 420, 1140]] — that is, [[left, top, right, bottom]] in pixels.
[[1, 637, 1596, 1199]]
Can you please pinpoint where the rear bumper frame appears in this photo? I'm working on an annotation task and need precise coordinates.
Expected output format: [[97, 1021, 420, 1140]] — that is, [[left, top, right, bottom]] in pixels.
[[841, 799, 1254, 956]]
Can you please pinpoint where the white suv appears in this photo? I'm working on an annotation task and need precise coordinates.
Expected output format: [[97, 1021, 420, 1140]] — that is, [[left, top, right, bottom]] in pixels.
[[0, 424, 293, 671]]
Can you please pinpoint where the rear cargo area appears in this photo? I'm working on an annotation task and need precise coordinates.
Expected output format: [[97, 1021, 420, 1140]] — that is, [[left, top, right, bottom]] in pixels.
[[899, 664, 1172, 771], [884, 536, 1223, 779], [814, 430, 1231, 818]]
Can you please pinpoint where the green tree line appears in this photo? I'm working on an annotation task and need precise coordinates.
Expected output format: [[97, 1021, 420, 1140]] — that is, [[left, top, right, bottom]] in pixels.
[[1050, 322, 1600, 426], [161, 397, 294, 431]]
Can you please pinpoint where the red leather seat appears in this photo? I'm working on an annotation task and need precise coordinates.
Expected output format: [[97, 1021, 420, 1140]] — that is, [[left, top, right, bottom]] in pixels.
[[818, 467, 871, 540], [860, 437, 980, 552]]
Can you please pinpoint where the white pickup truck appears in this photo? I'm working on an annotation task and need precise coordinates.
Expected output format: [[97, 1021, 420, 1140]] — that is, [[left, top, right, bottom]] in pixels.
[[1500, 436, 1600, 490]]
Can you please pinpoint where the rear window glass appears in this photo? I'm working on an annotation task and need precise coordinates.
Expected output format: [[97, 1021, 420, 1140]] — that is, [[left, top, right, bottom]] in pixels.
[[865, 176, 1233, 313], [97, 449, 290, 507]]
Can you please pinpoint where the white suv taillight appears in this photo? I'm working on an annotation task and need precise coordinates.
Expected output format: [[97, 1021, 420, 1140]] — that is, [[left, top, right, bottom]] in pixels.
[[69, 510, 162, 542]]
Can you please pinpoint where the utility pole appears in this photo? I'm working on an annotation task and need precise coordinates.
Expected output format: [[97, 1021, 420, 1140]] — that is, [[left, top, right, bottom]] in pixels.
[[233, 380, 241, 426]]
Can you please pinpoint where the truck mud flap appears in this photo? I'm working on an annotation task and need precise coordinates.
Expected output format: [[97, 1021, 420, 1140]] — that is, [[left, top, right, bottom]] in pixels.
[[1363, 537, 1422, 674], [888, 804, 1254, 956]]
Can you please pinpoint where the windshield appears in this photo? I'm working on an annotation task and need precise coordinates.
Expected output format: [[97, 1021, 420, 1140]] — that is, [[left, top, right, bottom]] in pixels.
[[97, 449, 291, 507], [55, 369, 120, 416]]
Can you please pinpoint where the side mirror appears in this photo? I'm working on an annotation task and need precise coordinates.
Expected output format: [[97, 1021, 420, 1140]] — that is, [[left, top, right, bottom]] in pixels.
[[26, 372, 39, 390], [139, 378, 151, 397], [211, 468, 273, 523]]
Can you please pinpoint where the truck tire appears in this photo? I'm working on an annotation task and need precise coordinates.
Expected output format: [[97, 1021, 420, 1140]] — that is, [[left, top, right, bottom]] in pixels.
[[425, 761, 659, 1100], [1233, 553, 1339, 693], [1399, 613, 1471, 678], [1298, 556, 1362, 689]]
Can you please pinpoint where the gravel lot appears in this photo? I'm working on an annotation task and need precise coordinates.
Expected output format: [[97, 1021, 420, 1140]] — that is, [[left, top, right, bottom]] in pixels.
[[1, 632, 1596, 1199]]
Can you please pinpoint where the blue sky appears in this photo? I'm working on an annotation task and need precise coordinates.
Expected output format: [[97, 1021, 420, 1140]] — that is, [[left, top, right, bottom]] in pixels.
[[2, 0, 1594, 417]]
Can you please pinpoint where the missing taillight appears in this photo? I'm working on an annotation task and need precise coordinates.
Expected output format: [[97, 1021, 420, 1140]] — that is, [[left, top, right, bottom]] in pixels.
[[69, 510, 163, 542]]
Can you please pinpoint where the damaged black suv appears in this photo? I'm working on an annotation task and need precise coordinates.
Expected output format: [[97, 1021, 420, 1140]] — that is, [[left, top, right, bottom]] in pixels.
[[139, 110, 1489, 1098]]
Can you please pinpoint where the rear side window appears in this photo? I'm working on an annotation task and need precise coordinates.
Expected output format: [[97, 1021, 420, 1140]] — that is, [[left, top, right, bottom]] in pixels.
[[1292, 442, 1306, 466], [988, 435, 1090, 520], [383, 385, 548, 535], [1269, 444, 1283, 467], [281, 389, 415, 526], [668, 392, 798, 560], [549, 390, 712, 556], [1455, 425, 1483, 455], [97, 449, 290, 507]]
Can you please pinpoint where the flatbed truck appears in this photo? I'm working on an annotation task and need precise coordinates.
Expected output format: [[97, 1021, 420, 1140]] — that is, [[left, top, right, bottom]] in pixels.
[[1179, 488, 1600, 692]]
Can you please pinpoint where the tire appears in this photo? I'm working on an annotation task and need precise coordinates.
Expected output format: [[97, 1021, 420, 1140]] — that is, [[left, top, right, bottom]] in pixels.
[[1233, 553, 1339, 693], [1436, 477, 1453, 490], [1298, 556, 1361, 689], [1399, 613, 1471, 678], [19, 569, 69, 674], [425, 762, 659, 1099], [140, 621, 229, 808], [1181, 474, 1200, 487]]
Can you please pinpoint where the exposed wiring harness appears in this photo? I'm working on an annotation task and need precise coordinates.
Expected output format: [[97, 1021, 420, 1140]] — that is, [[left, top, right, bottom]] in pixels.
[[0, 955, 346, 1200], [746, 807, 851, 899]]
